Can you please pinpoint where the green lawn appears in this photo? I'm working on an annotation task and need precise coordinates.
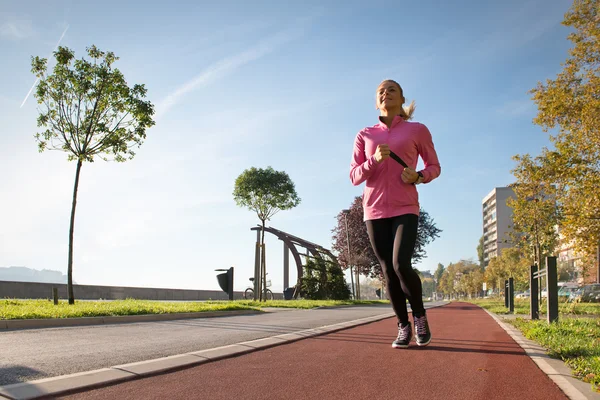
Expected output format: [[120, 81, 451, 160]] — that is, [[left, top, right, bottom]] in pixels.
[[511, 317, 600, 393], [464, 298, 600, 316], [234, 299, 389, 309], [0, 298, 389, 320]]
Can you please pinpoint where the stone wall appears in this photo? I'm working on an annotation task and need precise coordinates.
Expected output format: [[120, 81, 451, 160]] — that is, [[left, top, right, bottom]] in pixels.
[[0, 280, 282, 301]]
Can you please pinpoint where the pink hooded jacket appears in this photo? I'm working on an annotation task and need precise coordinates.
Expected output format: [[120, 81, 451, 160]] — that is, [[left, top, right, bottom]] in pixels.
[[350, 115, 441, 221]]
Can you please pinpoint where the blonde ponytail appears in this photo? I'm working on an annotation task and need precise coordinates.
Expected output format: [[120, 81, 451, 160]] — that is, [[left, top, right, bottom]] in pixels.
[[400, 100, 416, 120]]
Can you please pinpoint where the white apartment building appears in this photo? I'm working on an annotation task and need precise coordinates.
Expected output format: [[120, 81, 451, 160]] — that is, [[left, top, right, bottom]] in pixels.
[[482, 187, 516, 267]]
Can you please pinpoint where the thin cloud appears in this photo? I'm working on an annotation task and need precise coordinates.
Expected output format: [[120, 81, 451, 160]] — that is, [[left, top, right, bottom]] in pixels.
[[20, 24, 69, 108], [155, 27, 305, 119], [0, 18, 34, 39], [496, 99, 534, 117]]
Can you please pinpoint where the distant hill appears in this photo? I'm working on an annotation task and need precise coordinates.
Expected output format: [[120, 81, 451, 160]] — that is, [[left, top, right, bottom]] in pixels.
[[0, 266, 73, 284]]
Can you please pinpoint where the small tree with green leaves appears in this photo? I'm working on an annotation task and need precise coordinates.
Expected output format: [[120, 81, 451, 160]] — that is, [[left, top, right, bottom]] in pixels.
[[300, 257, 350, 300], [31, 45, 155, 304], [233, 166, 300, 301], [327, 261, 352, 300]]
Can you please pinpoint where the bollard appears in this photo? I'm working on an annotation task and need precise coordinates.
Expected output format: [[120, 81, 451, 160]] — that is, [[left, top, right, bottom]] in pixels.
[[504, 280, 509, 308], [530, 265, 539, 320], [53, 288, 58, 305], [546, 257, 559, 323], [508, 278, 514, 313]]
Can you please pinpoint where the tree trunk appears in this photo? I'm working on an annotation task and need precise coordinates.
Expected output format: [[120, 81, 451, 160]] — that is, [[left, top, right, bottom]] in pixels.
[[596, 240, 600, 284], [355, 268, 360, 300], [68, 159, 83, 305], [260, 219, 266, 302]]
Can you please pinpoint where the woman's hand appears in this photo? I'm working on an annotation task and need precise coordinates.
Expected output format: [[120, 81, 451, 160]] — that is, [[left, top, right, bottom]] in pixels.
[[374, 144, 390, 163], [401, 167, 419, 184]]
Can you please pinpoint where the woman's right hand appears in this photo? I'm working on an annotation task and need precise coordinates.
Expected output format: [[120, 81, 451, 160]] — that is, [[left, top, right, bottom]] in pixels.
[[374, 144, 390, 163]]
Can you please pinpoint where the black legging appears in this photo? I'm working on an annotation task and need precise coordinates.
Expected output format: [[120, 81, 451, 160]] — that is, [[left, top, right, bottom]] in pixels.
[[366, 214, 424, 325]]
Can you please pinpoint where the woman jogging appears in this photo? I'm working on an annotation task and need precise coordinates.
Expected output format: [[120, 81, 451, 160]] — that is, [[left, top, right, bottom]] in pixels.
[[349, 79, 441, 348]]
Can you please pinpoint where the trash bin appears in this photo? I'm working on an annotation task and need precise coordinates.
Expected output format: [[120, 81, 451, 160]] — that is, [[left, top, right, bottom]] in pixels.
[[283, 287, 295, 300]]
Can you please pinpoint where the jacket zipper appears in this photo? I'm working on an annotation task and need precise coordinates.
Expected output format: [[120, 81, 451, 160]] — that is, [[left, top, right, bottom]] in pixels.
[[386, 127, 391, 210]]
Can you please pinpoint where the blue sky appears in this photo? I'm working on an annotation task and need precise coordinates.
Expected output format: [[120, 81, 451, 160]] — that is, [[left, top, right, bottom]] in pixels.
[[0, 0, 575, 292]]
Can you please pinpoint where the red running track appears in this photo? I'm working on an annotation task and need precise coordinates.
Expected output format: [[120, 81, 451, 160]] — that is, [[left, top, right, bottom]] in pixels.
[[57, 302, 567, 400]]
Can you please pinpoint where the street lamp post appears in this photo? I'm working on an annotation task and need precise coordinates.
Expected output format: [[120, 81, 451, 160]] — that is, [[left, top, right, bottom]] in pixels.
[[342, 209, 356, 299]]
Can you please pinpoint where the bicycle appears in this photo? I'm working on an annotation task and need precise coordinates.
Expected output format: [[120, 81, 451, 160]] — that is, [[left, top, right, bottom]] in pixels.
[[244, 274, 274, 300]]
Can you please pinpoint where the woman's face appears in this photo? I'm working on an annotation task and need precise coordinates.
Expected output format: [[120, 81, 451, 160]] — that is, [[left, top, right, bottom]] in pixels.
[[376, 81, 404, 111]]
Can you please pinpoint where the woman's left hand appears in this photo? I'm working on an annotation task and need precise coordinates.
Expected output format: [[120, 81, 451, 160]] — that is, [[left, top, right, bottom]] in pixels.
[[401, 167, 419, 184]]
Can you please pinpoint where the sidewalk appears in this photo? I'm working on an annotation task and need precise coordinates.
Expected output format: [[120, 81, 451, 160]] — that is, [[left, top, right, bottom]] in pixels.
[[47, 302, 576, 400]]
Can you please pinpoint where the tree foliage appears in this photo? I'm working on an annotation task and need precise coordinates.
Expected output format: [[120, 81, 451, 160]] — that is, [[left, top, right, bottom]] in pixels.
[[233, 166, 300, 223], [31, 45, 155, 304], [331, 196, 442, 278], [32, 46, 154, 161], [299, 258, 351, 300], [434, 263, 445, 290], [421, 277, 435, 298], [525, 0, 600, 263], [331, 197, 376, 277], [507, 155, 560, 265], [477, 236, 485, 270], [484, 247, 530, 292], [438, 260, 483, 298]]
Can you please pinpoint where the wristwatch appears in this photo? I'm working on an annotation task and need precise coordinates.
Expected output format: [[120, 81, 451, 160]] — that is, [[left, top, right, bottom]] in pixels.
[[415, 171, 424, 185]]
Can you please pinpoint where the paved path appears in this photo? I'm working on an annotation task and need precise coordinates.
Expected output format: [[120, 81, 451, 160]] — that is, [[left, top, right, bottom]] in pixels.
[[55, 303, 569, 400], [1, 304, 417, 385]]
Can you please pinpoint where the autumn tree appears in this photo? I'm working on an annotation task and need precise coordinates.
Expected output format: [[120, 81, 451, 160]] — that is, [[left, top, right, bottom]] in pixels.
[[233, 166, 300, 301], [439, 260, 482, 298], [31, 45, 155, 304], [484, 247, 530, 292], [477, 236, 485, 270], [439, 262, 457, 298], [484, 257, 505, 293], [331, 196, 442, 278], [528, 0, 600, 279], [433, 263, 445, 291], [507, 154, 560, 265]]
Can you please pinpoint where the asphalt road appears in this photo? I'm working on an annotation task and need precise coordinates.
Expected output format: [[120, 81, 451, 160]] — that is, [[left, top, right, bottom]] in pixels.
[[0, 303, 450, 386]]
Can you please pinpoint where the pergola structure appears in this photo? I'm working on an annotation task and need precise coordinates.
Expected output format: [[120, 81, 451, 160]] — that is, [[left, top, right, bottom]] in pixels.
[[250, 225, 337, 299]]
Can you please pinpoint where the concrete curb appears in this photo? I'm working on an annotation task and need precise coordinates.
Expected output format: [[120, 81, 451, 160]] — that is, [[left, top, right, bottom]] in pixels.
[[483, 309, 600, 400], [0, 302, 441, 330], [0, 311, 397, 400], [0, 309, 262, 330]]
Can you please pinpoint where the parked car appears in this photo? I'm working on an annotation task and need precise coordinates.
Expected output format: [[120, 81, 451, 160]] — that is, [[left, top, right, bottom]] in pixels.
[[515, 290, 530, 299], [558, 286, 578, 299], [569, 287, 583, 302], [580, 284, 600, 303]]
